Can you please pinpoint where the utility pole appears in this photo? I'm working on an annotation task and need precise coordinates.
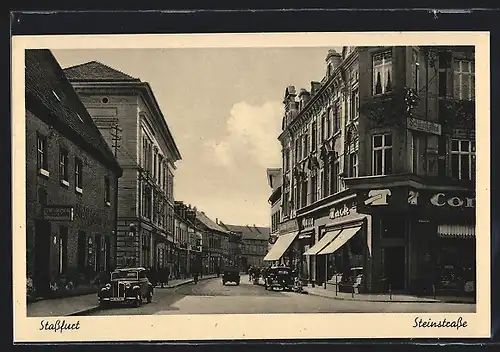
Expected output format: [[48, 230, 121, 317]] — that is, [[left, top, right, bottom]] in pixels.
[[110, 124, 122, 158]]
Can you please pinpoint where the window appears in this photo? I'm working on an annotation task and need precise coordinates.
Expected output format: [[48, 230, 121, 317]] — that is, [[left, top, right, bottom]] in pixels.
[[294, 139, 299, 164], [284, 149, 290, 171], [153, 149, 158, 181], [310, 171, 317, 204], [303, 133, 309, 157], [104, 176, 111, 205], [297, 136, 303, 161], [142, 183, 152, 219], [323, 161, 330, 197], [58, 226, 68, 274], [439, 51, 452, 69], [37, 134, 48, 172], [325, 109, 331, 139], [438, 71, 447, 97], [142, 233, 151, 268], [412, 50, 420, 91], [373, 50, 393, 95], [451, 139, 475, 180], [333, 104, 341, 134], [158, 155, 163, 186], [454, 60, 475, 100], [350, 88, 359, 121], [372, 134, 393, 176], [349, 153, 358, 178], [311, 121, 317, 151], [301, 178, 308, 208], [59, 148, 68, 182], [75, 158, 83, 192]]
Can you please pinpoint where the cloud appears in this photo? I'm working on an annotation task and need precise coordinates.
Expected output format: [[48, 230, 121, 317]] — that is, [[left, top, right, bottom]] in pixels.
[[205, 101, 283, 167]]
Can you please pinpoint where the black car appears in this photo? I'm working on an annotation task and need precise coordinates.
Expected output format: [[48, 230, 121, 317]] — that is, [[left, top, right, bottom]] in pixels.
[[98, 267, 154, 307], [222, 267, 240, 285], [264, 266, 294, 291]]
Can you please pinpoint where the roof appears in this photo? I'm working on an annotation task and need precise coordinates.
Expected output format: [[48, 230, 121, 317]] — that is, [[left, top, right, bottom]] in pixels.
[[62, 61, 140, 82], [196, 211, 229, 234], [219, 223, 270, 241], [25, 50, 122, 175]]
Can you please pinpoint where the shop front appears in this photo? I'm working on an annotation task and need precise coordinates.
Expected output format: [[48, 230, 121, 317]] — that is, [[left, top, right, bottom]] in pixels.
[[349, 179, 476, 296], [301, 193, 371, 292], [263, 218, 299, 267]]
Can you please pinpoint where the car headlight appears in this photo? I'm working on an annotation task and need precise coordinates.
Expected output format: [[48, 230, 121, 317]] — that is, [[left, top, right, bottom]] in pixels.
[[105, 283, 111, 289], [125, 283, 131, 288]]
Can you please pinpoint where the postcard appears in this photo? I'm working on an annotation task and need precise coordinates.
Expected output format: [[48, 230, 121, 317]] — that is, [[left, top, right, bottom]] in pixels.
[[12, 31, 490, 342]]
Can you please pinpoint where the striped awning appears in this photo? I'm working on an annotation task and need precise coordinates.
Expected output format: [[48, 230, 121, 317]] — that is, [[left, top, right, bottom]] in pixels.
[[437, 224, 475, 238]]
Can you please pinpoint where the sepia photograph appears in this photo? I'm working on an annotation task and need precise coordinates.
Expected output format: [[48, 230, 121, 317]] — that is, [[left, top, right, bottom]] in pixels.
[[12, 32, 490, 341]]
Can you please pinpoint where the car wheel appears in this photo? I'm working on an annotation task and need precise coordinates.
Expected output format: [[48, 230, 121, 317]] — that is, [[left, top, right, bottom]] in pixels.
[[236, 281, 240, 286], [222, 281, 226, 285], [135, 293, 142, 307], [147, 291, 152, 304]]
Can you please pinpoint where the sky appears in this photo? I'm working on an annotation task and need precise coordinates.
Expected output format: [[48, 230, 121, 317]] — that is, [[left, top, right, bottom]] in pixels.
[[53, 47, 339, 227]]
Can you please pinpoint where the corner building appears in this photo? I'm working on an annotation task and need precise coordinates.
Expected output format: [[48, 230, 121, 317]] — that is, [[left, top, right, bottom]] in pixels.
[[63, 61, 182, 271], [274, 46, 476, 296]]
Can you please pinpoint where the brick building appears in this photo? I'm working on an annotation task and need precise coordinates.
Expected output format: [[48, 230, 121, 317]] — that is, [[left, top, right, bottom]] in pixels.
[[274, 46, 475, 296], [62, 61, 182, 271], [25, 50, 122, 297]]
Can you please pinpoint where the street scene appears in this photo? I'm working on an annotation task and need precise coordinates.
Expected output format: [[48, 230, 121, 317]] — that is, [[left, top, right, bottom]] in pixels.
[[24, 44, 476, 317]]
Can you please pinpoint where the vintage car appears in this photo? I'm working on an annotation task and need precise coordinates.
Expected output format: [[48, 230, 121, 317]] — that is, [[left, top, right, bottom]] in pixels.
[[222, 267, 240, 285], [98, 267, 154, 307], [264, 266, 294, 291]]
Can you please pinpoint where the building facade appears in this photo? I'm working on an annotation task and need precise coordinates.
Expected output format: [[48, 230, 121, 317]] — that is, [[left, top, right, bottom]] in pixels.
[[220, 224, 270, 270], [63, 62, 182, 272], [25, 50, 122, 297], [273, 46, 475, 296], [266, 168, 282, 261], [174, 202, 201, 278], [196, 212, 230, 274]]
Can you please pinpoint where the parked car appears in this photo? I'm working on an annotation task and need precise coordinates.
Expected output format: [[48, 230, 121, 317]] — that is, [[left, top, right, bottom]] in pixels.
[[222, 267, 240, 285], [98, 267, 154, 307], [264, 266, 294, 291]]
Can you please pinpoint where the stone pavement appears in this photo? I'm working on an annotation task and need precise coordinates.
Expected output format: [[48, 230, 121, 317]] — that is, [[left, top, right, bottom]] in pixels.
[[304, 283, 476, 304], [27, 275, 218, 317]]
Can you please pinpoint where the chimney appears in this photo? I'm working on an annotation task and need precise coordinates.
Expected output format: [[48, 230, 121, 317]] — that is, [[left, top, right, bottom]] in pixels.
[[325, 49, 342, 77], [310, 81, 322, 96], [298, 88, 311, 109], [216, 218, 218, 224]]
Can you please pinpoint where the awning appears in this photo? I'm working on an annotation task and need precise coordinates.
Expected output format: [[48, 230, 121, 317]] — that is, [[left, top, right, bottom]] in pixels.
[[263, 231, 299, 262], [317, 226, 362, 255], [438, 224, 475, 239], [303, 229, 341, 256]]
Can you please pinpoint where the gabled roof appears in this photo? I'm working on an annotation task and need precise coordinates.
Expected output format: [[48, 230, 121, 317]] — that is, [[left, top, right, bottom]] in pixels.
[[25, 50, 122, 175], [63, 61, 140, 82], [196, 211, 229, 234], [219, 223, 270, 241]]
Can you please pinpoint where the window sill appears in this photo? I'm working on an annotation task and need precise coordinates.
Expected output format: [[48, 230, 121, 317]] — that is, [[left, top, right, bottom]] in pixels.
[[38, 168, 50, 178], [60, 179, 69, 188], [75, 187, 83, 195]]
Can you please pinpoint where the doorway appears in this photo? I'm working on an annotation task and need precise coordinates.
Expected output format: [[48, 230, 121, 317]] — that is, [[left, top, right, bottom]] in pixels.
[[34, 220, 51, 296], [383, 246, 406, 291]]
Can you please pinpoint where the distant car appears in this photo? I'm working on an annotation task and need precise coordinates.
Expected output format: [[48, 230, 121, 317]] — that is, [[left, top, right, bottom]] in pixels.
[[222, 267, 240, 285], [98, 267, 154, 307], [264, 266, 294, 291]]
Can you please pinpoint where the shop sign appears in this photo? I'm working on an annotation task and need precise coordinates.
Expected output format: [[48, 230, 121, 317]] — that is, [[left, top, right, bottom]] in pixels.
[[43, 205, 74, 221], [408, 191, 475, 209], [364, 189, 392, 206], [407, 117, 442, 136], [329, 204, 350, 219], [301, 218, 314, 230], [279, 218, 299, 234]]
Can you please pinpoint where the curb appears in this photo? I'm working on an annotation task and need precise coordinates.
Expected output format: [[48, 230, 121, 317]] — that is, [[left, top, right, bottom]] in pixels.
[[305, 290, 475, 304], [66, 276, 219, 316]]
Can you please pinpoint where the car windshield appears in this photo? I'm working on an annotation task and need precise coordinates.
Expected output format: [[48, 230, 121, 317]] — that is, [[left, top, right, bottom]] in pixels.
[[111, 271, 138, 280]]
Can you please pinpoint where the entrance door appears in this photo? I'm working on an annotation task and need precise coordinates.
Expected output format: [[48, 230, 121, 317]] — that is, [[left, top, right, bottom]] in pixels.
[[34, 220, 51, 296], [384, 246, 406, 291]]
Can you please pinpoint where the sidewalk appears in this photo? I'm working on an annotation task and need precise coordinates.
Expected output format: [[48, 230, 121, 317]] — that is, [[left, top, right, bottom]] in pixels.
[[304, 283, 476, 304], [27, 275, 218, 317]]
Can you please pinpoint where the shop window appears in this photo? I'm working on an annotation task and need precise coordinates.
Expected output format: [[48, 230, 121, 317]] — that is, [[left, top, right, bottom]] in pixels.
[[453, 60, 475, 101], [450, 139, 475, 180], [37, 133, 48, 174], [381, 218, 406, 239], [373, 50, 393, 95], [372, 133, 393, 176], [59, 148, 68, 183]]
